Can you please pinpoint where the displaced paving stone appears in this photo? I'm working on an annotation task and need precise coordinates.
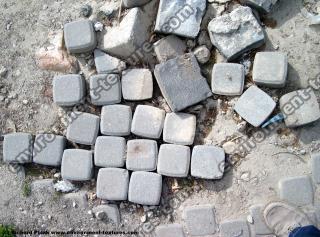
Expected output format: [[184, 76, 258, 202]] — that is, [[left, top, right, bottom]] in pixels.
[[3, 133, 33, 164], [279, 175, 314, 206], [220, 219, 250, 237], [234, 85, 276, 127], [155, 223, 185, 237], [94, 136, 126, 168], [211, 63, 245, 96], [131, 105, 165, 139], [123, 0, 152, 8], [154, 53, 212, 112], [61, 149, 93, 181], [92, 204, 120, 226], [311, 152, 320, 184], [241, 0, 278, 13], [128, 171, 162, 205], [193, 45, 211, 64], [64, 191, 88, 208], [94, 49, 125, 74], [191, 145, 225, 179], [96, 168, 129, 201], [126, 139, 158, 171], [249, 204, 273, 235], [122, 69, 153, 101], [163, 113, 196, 145], [208, 6, 265, 61]]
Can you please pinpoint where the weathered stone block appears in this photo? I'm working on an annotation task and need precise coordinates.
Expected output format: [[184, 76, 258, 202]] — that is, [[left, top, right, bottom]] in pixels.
[[92, 205, 120, 226], [94, 49, 124, 74], [3, 133, 33, 164], [153, 35, 186, 63], [311, 152, 320, 184], [220, 220, 250, 237], [249, 204, 272, 235], [155, 224, 185, 237]]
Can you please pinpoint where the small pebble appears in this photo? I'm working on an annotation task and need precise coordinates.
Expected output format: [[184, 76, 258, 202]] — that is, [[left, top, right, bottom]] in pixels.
[[80, 4, 92, 17], [94, 22, 104, 32]]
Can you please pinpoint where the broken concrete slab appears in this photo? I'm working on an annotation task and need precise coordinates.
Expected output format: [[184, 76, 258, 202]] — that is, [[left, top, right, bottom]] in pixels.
[[241, 0, 278, 13], [249, 204, 273, 235], [311, 152, 320, 184], [155, 223, 185, 237], [153, 35, 186, 63], [220, 219, 250, 237], [94, 49, 125, 74], [92, 204, 120, 226], [123, 0, 152, 8]]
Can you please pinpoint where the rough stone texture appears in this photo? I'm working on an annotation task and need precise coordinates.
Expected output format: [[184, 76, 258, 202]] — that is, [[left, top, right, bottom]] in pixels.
[[123, 0, 152, 8], [311, 152, 320, 184], [100, 105, 132, 136], [220, 220, 250, 237], [163, 113, 196, 145], [153, 35, 186, 63], [154, 53, 212, 112], [96, 168, 129, 201], [122, 69, 153, 101], [155, 223, 185, 237], [211, 63, 245, 96], [94, 136, 126, 168], [94, 49, 124, 74], [66, 112, 100, 145], [126, 139, 158, 171], [193, 45, 211, 64], [197, 30, 212, 50], [53, 74, 85, 106], [234, 85, 276, 127], [131, 105, 165, 139], [279, 89, 320, 128], [3, 133, 33, 164], [191, 145, 225, 179], [208, 6, 265, 61], [154, 0, 207, 38], [241, 0, 279, 13], [249, 204, 272, 235], [61, 149, 93, 181], [92, 205, 120, 226], [279, 175, 314, 206], [253, 52, 288, 88], [128, 171, 162, 205]]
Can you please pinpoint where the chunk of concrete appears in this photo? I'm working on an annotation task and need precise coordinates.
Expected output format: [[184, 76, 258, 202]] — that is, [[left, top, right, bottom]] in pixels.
[[311, 152, 320, 184], [155, 224, 185, 237], [249, 204, 272, 235], [193, 45, 211, 64], [94, 49, 125, 74], [153, 35, 186, 63], [241, 0, 278, 13], [220, 219, 250, 237], [3, 133, 33, 164], [123, 0, 152, 8], [92, 204, 120, 226]]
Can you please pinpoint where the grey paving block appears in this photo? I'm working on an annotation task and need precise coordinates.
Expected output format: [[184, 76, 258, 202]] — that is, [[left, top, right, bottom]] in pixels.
[[182, 205, 217, 236], [153, 35, 186, 63], [154, 53, 212, 112], [126, 139, 158, 171], [253, 52, 288, 88], [96, 168, 129, 201], [234, 85, 276, 127], [163, 113, 196, 145], [249, 204, 272, 235], [241, 0, 278, 13], [157, 144, 190, 178], [311, 152, 320, 184], [128, 171, 162, 205], [64, 19, 96, 54], [92, 204, 120, 226], [211, 63, 245, 96], [155, 0, 206, 38], [94, 136, 126, 168], [3, 133, 33, 164], [279, 175, 314, 206], [33, 134, 66, 166], [191, 145, 225, 180], [94, 49, 124, 74], [122, 69, 153, 101], [100, 105, 132, 136], [61, 149, 93, 181], [123, 0, 152, 8], [155, 223, 185, 237], [66, 112, 100, 145], [53, 74, 85, 106], [208, 6, 265, 61], [220, 220, 250, 237], [279, 89, 320, 128], [131, 105, 165, 139]]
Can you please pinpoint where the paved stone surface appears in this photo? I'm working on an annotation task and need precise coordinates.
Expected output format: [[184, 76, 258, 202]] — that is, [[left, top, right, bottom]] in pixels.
[[279, 89, 320, 128], [183, 205, 217, 236], [279, 175, 314, 206], [126, 139, 158, 171], [220, 219, 250, 237], [122, 69, 153, 101], [128, 171, 162, 205], [208, 6, 265, 61], [249, 204, 272, 235], [154, 53, 212, 112], [92, 204, 120, 226], [193, 45, 211, 64], [155, 223, 185, 237], [191, 145, 225, 179], [94, 136, 126, 168], [131, 105, 165, 139], [96, 168, 129, 201], [94, 49, 124, 74], [123, 0, 152, 8], [53, 74, 85, 106], [211, 63, 245, 96], [241, 0, 278, 13], [64, 19, 96, 54], [153, 35, 186, 63], [61, 149, 93, 181], [100, 105, 132, 136], [311, 152, 320, 184], [66, 112, 100, 145], [234, 85, 276, 127], [163, 112, 196, 145]]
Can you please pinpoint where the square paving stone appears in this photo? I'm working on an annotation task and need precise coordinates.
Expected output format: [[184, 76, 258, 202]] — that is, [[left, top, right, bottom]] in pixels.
[[153, 35, 186, 63], [131, 105, 165, 139], [191, 145, 225, 179], [249, 204, 272, 235], [163, 113, 196, 145], [3, 133, 33, 164], [183, 205, 217, 236], [64, 19, 97, 54], [61, 149, 93, 181], [311, 152, 320, 184], [234, 85, 276, 127], [155, 223, 185, 237], [53, 74, 85, 106], [211, 63, 245, 96], [241, 0, 278, 13], [154, 53, 212, 112], [157, 144, 190, 178], [220, 220, 250, 237], [100, 105, 132, 136], [126, 139, 158, 171], [66, 112, 100, 145], [128, 171, 162, 205], [94, 49, 124, 74], [94, 136, 126, 168], [96, 168, 129, 201], [278, 175, 314, 206], [122, 69, 153, 101]]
